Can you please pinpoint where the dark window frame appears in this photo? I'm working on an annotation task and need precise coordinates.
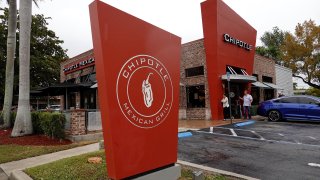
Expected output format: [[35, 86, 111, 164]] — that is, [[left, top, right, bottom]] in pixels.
[[185, 66, 204, 77], [262, 76, 273, 83]]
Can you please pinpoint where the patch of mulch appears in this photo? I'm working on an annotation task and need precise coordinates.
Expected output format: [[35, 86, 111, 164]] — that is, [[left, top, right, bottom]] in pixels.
[[0, 129, 72, 146]]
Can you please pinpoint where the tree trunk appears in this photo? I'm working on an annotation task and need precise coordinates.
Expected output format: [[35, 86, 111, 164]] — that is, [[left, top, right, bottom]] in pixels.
[[11, 0, 33, 137], [1, 0, 17, 129]]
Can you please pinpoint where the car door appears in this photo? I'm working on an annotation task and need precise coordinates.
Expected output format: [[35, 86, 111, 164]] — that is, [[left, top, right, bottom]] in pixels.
[[298, 97, 320, 121], [276, 97, 302, 120]]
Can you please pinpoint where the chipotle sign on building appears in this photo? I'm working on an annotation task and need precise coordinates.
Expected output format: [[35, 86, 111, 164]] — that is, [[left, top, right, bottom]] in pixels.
[[89, 0, 181, 179], [63, 57, 95, 74]]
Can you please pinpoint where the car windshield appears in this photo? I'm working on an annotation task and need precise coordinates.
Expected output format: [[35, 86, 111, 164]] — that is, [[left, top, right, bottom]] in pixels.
[[50, 105, 60, 108]]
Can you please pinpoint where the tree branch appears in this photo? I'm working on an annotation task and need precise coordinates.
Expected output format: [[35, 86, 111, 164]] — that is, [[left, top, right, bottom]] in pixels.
[[293, 74, 320, 89]]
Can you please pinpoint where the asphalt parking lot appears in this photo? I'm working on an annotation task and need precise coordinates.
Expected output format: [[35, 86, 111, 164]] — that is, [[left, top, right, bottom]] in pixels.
[[178, 121, 320, 180]]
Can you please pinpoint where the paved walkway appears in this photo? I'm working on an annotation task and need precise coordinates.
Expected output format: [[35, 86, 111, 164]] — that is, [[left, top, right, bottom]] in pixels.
[[178, 116, 265, 129], [0, 143, 99, 177]]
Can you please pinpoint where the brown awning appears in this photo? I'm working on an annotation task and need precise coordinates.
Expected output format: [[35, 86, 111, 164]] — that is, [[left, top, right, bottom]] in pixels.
[[31, 82, 95, 96]]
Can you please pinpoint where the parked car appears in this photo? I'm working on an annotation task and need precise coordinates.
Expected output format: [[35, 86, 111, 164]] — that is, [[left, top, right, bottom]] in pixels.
[[257, 95, 320, 122], [48, 105, 61, 112]]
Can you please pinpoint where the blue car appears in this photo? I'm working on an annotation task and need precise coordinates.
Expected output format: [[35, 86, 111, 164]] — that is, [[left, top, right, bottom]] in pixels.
[[257, 95, 320, 122]]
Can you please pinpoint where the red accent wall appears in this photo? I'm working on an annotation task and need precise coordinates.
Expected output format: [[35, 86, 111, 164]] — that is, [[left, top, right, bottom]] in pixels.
[[201, 0, 257, 120]]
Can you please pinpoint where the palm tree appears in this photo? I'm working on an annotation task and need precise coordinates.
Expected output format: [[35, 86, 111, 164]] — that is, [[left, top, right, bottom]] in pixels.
[[11, 0, 33, 136], [1, 0, 17, 129]]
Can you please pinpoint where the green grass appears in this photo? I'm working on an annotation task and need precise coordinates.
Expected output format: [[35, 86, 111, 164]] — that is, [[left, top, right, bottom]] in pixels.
[[26, 151, 231, 180], [0, 141, 96, 164], [25, 150, 107, 180]]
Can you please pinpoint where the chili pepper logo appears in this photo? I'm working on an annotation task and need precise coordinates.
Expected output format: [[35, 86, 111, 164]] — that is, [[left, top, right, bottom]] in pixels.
[[142, 73, 153, 108], [116, 55, 173, 129]]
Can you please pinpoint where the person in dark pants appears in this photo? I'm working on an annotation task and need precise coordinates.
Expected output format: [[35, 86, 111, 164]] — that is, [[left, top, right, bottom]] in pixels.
[[239, 90, 253, 119], [221, 94, 229, 120]]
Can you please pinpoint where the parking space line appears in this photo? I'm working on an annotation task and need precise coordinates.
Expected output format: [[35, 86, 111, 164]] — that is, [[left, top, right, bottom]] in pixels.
[[307, 136, 316, 140], [308, 163, 320, 168], [194, 130, 320, 148], [251, 131, 265, 140], [294, 140, 302, 144], [230, 129, 237, 136], [212, 126, 255, 133]]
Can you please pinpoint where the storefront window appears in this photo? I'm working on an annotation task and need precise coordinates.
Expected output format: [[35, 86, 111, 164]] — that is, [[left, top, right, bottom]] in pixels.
[[67, 92, 76, 109], [185, 66, 204, 77], [264, 89, 274, 101], [81, 89, 96, 109], [262, 76, 272, 83], [186, 85, 205, 108], [81, 73, 96, 83], [262, 76, 274, 101], [251, 87, 260, 105]]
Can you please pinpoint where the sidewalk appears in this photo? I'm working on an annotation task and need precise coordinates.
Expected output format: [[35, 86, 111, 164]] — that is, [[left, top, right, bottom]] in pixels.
[[178, 116, 266, 131], [0, 143, 99, 178]]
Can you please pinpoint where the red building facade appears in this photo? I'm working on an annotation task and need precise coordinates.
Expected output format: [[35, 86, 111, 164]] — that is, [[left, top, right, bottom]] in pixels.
[[201, 0, 257, 120]]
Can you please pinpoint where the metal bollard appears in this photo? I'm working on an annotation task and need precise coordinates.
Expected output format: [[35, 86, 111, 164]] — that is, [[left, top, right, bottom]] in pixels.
[[192, 170, 204, 180], [99, 140, 105, 150]]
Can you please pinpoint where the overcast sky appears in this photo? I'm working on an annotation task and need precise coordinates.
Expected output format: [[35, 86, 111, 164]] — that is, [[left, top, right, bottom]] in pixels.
[[1, 0, 319, 88]]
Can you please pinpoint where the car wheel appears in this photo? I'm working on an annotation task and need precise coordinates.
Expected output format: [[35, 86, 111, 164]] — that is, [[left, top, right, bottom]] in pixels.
[[268, 110, 281, 122]]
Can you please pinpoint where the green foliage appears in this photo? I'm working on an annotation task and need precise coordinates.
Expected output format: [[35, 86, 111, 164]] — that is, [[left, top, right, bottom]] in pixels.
[[305, 87, 320, 97], [31, 111, 43, 134], [25, 150, 107, 180], [39, 112, 66, 139], [0, 111, 17, 127], [255, 46, 268, 57], [0, 8, 68, 101], [293, 82, 298, 90], [8, 111, 66, 138], [29, 14, 68, 87], [281, 20, 320, 89], [256, 27, 286, 62], [0, 8, 8, 103]]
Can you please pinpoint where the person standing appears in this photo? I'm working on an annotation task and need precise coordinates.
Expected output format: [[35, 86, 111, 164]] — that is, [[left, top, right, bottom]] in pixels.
[[239, 90, 253, 119], [221, 94, 229, 120]]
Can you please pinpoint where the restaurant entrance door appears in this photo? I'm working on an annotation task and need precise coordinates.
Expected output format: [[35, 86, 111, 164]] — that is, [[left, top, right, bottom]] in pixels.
[[225, 82, 245, 119]]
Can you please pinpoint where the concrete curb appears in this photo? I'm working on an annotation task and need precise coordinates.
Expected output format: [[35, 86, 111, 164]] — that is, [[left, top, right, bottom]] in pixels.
[[0, 167, 8, 180], [9, 170, 32, 180], [177, 160, 260, 180]]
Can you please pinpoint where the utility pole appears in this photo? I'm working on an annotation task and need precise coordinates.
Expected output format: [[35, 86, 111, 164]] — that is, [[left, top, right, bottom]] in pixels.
[[226, 72, 232, 124]]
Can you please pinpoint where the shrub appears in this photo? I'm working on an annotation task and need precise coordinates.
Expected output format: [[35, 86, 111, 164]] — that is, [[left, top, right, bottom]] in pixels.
[[4, 111, 66, 139], [50, 113, 66, 139], [0, 111, 16, 128], [39, 112, 66, 139], [31, 112, 43, 134]]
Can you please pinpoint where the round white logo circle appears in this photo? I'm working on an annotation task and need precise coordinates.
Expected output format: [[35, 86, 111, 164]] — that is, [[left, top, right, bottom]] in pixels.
[[116, 55, 173, 129]]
